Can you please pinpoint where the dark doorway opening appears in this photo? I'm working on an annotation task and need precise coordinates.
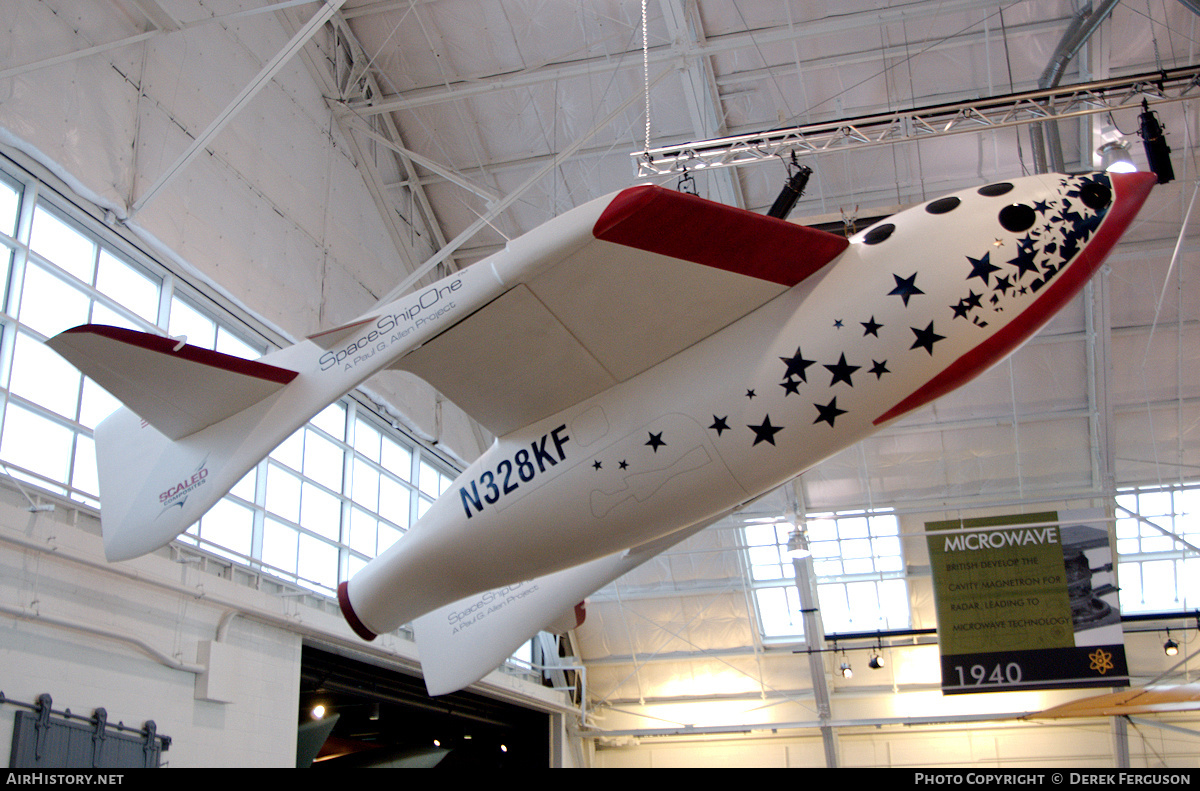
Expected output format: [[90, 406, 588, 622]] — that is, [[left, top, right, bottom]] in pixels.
[[298, 645, 549, 769]]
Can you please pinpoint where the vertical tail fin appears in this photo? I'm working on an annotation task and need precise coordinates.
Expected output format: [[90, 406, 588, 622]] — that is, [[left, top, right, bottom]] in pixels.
[[46, 325, 301, 561]]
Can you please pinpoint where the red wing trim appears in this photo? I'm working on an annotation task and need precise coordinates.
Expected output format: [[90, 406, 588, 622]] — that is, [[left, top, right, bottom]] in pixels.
[[594, 185, 849, 286], [873, 171, 1157, 426], [57, 325, 298, 385]]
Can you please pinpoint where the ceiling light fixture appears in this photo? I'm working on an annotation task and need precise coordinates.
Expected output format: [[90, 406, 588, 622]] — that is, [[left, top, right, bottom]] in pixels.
[[869, 654, 885, 670], [1098, 141, 1137, 173], [786, 529, 811, 559], [839, 661, 853, 679], [1138, 99, 1175, 183]]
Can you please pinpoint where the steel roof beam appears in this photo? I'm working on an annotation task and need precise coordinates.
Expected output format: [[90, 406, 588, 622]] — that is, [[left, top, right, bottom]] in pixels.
[[633, 66, 1200, 177]]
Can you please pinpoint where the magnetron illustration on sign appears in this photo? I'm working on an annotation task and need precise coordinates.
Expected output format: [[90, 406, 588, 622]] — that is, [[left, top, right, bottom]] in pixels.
[[46, 169, 1156, 696]]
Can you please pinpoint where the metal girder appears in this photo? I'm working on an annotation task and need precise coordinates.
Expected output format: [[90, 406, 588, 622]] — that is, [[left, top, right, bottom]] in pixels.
[[657, 0, 744, 208], [130, 0, 348, 216], [633, 66, 1200, 177], [344, 0, 1013, 117]]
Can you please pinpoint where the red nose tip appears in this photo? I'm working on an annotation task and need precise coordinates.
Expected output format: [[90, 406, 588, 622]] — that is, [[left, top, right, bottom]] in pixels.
[[1109, 170, 1157, 218]]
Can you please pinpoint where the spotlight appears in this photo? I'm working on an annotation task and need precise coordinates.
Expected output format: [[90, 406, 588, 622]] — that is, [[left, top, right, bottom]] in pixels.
[[1164, 638, 1179, 656], [869, 654, 885, 670], [311, 704, 326, 720], [786, 529, 811, 559], [767, 162, 812, 219], [1138, 99, 1175, 184], [1098, 141, 1137, 174], [839, 661, 853, 679]]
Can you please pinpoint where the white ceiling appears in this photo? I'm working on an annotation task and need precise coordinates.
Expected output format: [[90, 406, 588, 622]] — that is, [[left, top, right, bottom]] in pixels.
[[316, 0, 1200, 722], [8, 0, 1199, 735]]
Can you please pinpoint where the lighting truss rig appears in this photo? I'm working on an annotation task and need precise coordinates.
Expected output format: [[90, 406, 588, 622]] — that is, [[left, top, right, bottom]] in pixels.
[[633, 66, 1200, 177]]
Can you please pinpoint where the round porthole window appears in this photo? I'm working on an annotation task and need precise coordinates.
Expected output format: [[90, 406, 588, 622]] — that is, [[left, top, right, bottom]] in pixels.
[[1079, 181, 1112, 210], [925, 196, 961, 214], [862, 223, 895, 245], [998, 203, 1037, 233], [978, 182, 1014, 197]]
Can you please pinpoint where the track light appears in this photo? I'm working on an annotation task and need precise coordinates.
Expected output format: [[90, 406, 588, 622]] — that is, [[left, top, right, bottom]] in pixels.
[[1164, 637, 1179, 656], [786, 529, 811, 559], [869, 654, 885, 670], [1138, 99, 1175, 184], [1098, 141, 1137, 174], [839, 661, 853, 679], [767, 161, 812, 219]]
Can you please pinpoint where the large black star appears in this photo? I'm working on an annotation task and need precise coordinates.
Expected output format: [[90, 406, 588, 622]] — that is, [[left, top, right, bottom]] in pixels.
[[646, 431, 666, 452], [966, 252, 1001, 285], [910, 322, 946, 355], [861, 316, 883, 337], [779, 347, 816, 381], [780, 377, 802, 396], [813, 397, 848, 427], [950, 300, 971, 319], [962, 290, 983, 310], [824, 353, 860, 387], [869, 359, 890, 378], [1007, 246, 1041, 279], [709, 416, 730, 436], [748, 416, 784, 446], [888, 272, 925, 306]]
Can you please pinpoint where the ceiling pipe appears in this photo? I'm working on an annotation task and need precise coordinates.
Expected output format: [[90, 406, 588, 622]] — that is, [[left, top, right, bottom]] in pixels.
[[1031, 0, 1120, 173]]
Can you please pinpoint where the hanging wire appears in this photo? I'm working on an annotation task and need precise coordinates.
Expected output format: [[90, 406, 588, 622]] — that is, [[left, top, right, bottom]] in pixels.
[[642, 0, 651, 154]]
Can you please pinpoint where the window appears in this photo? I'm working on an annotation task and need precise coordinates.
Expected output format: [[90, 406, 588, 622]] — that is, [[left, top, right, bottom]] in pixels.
[[744, 509, 910, 641], [1115, 484, 1200, 614], [0, 154, 460, 606]]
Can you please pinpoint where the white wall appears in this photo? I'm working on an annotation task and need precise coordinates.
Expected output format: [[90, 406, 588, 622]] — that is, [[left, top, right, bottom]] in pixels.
[[0, 0, 487, 463], [0, 483, 305, 766], [0, 478, 581, 767]]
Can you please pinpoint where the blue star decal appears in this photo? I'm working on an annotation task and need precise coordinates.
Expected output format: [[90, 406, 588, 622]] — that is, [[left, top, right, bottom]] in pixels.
[[889, 273, 925, 306], [748, 416, 784, 446], [813, 398, 848, 427], [966, 252, 1001, 285], [824, 353, 860, 387], [779, 348, 816, 382], [909, 322, 946, 355]]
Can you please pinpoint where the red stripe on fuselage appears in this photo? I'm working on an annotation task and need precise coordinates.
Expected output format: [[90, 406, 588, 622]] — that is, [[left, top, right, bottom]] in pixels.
[[873, 171, 1156, 426], [594, 185, 849, 286]]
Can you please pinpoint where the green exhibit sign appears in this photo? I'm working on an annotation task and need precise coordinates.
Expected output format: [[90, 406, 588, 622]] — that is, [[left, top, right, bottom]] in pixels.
[[927, 510, 1127, 694]]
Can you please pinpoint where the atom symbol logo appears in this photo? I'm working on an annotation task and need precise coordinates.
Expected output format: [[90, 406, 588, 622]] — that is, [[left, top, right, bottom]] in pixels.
[[1089, 648, 1114, 675]]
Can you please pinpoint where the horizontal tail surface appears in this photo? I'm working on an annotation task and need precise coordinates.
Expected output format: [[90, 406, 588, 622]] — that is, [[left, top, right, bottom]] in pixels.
[[47, 325, 298, 441]]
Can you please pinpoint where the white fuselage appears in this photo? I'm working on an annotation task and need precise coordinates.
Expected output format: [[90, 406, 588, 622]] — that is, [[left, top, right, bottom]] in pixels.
[[344, 171, 1153, 636]]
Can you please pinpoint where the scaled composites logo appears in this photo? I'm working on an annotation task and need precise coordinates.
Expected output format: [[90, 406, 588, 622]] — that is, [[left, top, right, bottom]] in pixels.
[[158, 457, 210, 513]]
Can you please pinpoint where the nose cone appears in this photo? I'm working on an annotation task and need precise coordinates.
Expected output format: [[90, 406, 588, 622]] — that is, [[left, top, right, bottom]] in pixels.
[[873, 170, 1155, 426], [1107, 170, 1158, 229]]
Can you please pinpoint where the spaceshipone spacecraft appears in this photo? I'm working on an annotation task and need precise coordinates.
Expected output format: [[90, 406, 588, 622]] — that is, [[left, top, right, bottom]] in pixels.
[[48, 169, 1155, 695]]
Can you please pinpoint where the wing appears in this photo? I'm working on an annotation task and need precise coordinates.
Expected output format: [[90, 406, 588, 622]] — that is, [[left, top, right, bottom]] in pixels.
[[397, 186, 848, 436], [411, 517, 717, 696], [46, 325, 298, 441], [1028, 685, 1200, 719]]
